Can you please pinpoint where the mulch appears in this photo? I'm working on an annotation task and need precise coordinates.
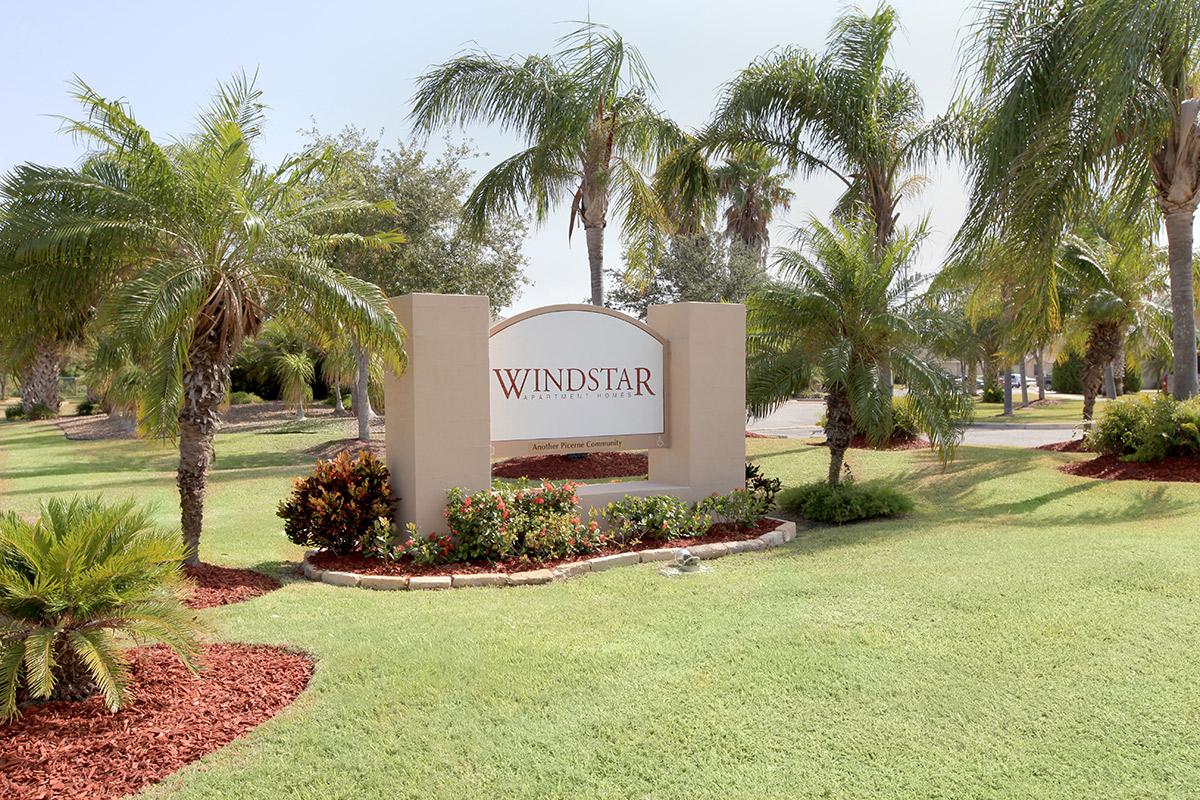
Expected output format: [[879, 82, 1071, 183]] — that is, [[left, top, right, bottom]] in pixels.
[[303, 437, 385, 461], [184, 563, 282, 609], [824, 434, 928, 451], [309, 517, 784, 578], [1059, 454, 1200, 482], [0, 643, 314, 800], [1037, 439, 1092, 453], [492, 451, 648, 480]]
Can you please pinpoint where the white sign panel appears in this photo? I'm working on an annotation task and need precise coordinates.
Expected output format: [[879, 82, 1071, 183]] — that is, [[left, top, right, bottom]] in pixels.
[[489, 305, 668, 455]]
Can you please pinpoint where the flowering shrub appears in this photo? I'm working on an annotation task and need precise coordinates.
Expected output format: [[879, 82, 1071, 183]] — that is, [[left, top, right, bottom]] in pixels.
[[443, 486, 516, 561], [603, 495, 711, 544], [521, 511, 606, 560], [277, 450, 396, 555]]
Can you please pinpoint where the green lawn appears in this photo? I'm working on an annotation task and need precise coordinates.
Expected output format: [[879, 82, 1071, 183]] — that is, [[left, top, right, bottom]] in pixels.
[[971, 395, 1109, 423], [2, 417, 1199, 798]]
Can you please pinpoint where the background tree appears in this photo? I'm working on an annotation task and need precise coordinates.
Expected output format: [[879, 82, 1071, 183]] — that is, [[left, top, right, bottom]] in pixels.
[[746, 218, 970, 485], [712, 146, 793, 262], [959, 0, 1200, 398], [2, 76, 405, 564], [303, 127, 530, 440], [690, 4, 950, 254], [411, 22, 682, 305], [607, 232, 769, 319]]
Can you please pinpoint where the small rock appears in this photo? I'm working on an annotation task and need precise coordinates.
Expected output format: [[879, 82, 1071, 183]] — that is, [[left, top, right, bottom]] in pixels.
[[588, 552, 641, 572], [725, 538, 767, 554], [759, 530, 785, 548], [408, 575, 452, 591], [689, 543, 729, 559], [451, 573, 509, 588], [553, 561, 592, 579], [359, 574, 409, 591], [321, 571, 360, 588], [777, 521, 797, 542], [509, 569, 554, 586], [302, 559, 324, 581]]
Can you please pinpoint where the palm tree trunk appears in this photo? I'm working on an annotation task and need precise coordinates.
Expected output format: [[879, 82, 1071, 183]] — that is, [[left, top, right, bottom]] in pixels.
[[352, 342, 375, 442], [1020, 359, 1029, 406], [584, 224, 605, 306], [966, 361, 978, 397], [333, 385, 346, 416], [19, 339, 62, 414], [1002, 364, 1014, 415], [177, 342, 231, 566], [824, 386, 853, 486], [1035, 350, 1045, 401], [1113, 336, 1126, 397], [1164, 209, 1198, 399], [1081, 321, 1120, 421], [1103, 363, 1117, 400]]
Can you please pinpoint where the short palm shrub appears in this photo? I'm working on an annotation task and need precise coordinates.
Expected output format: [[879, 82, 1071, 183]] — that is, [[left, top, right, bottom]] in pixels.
[[0, 498, 204, 719], [4, 405, 24, 421], [19, 403, 56, 421], [228, 391, 264, 405], [778, 481, 913, 525], [1088, 394, 1200, 462], [278, 451, 397, 555]]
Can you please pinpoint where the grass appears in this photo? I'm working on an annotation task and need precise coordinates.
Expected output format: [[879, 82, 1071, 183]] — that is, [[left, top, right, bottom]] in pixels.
[[971, 394, 1111, 423], [3, 416, 1200, 798]]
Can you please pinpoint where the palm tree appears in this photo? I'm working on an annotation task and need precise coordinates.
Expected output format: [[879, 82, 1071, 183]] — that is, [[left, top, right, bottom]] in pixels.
[[711, 146, 794, 262], [747, 218, 970, 484], [696, 5, 952, 254], [0, 497, 204, 718], [1, 76, 405, 564], [1056, 212, 1169, 419], [410, 22, 682, 305], [273, 351, 315, 420], [959, 0, 1200, 399]]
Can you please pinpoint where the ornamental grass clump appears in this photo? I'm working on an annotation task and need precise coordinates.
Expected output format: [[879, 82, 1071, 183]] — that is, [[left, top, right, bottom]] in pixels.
[[0, 498, 205, 720], [278, 451, 397, 555]]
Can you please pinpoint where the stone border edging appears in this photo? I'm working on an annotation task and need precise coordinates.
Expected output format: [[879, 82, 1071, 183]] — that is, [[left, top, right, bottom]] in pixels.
[[301, 518, 798, 591]]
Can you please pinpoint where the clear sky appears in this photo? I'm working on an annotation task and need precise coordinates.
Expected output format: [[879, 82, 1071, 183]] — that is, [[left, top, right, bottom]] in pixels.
[[2, 0, 978, 314]]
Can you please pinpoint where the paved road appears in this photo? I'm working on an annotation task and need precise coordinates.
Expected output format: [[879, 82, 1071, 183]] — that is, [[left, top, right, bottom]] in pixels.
[[747, 400, 1082, 448]]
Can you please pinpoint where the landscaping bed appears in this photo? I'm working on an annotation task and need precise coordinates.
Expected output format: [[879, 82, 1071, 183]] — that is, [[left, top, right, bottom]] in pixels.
[[1060, 454, 1200, 482], [0, 643, 313, 800], [832, 434, 928, 451], [309, 517, 784, 578], [1037, 438, 1091, 453], [491, 450, 648, 480], [184, 563, 282, 609]]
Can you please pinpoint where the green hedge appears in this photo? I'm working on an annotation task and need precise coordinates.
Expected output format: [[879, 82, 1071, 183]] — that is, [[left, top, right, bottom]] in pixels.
[[777, 481, 913, 524], [1088, 394, 1200, 462]]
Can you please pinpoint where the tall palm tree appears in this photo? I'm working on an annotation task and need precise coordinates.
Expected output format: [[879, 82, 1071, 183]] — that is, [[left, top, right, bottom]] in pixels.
[[747, 218, 970, 485], [959, 0, 1200, 399], [711, 146, 794, 262], [1, 75, 405, 564], [410, 22, 682, 305], [695, 5, 952, 254], [1056, 213, 1169, 419]]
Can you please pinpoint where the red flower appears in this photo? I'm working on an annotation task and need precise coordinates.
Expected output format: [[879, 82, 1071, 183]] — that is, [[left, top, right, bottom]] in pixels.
[[570, 516, 581, 526], [534, 496, 545, 505]]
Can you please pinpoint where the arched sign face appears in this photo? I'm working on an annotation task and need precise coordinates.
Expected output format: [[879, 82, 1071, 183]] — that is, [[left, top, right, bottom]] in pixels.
[[489, 305, 668, 456]]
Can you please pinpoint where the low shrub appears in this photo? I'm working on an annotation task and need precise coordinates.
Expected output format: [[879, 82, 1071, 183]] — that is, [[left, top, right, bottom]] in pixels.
[[1087, 394, 1200, 462], [979, 385, 1004, 404], [745, 462, 782, 510], [75, 398, 100, 416], [604, 494, 711, 544], [777, 481, 913, 524], [1051, 355, 1083, 394], [277, 450, 397, 555], [4, 405, 24, 421], [22, 403, 56, 420], [229, 391, 264, 405], [0, 497, 205, 719], [704, 487, 771, 529]]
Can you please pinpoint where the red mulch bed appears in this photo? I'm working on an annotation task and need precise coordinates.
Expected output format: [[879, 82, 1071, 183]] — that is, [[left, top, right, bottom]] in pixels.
[[1059, 454, 1200, 482], [184, 563, 281, 609], [745, 431, 776, 438], [310, 517, 784, 578], [0, 643, 313, 800], [1037, 439, 1092, 453], [492, 451, 648, 480]]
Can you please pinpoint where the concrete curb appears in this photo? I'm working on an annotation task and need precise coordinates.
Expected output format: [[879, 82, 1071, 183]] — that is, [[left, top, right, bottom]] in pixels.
[[300, 518, 798, 592]]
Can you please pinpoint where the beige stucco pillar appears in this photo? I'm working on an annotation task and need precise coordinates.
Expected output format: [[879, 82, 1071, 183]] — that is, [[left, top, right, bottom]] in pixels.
[[646, 302, 746, 502], [385, 293, 492, 536]]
